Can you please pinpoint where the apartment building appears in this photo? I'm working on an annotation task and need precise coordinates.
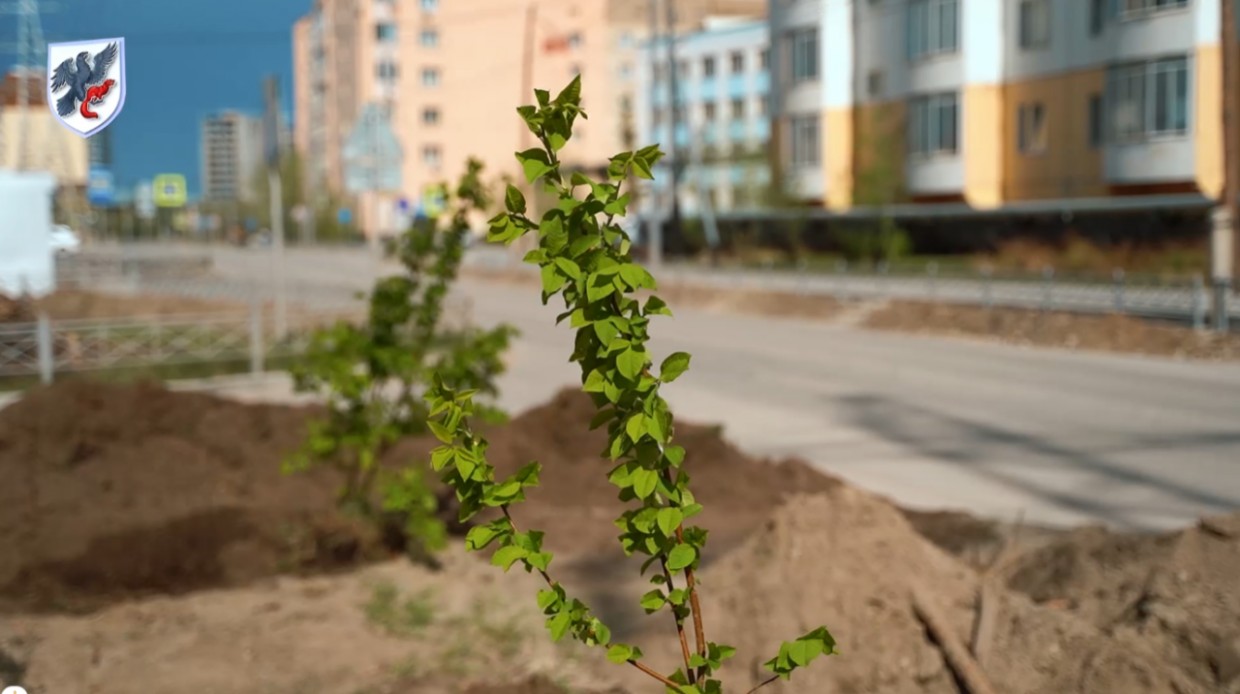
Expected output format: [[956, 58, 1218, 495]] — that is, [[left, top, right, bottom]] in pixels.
[[635, 17, 772, 215], [291, 0, 767, 236], [0, 71, 89, 188], [200, 111, 266, 203], [769, 0, 1233, 213]]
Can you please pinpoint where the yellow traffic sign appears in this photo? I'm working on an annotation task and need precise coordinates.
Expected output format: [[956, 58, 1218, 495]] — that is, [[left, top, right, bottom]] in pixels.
[[152, 173, 187, 208]]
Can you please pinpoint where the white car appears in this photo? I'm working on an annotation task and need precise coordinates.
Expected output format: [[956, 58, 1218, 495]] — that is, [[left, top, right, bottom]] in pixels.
[[50, 224, 81, 255]]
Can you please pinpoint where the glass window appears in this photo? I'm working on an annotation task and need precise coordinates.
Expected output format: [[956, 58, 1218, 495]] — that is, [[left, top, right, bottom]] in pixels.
[[422, 145, 441, 167], [1107, 55, 1189, 141], [1089, 0, 1106, 35], [788, 28, 819, 83], [1017, 102, 1047, 153], [731, 98, 745, 119], [789, 115, 819, 167], [1088, 93, 1103, 147], [1018, 0, 1051, 49], [703, 56, 716, 77], [731, 51, 745, 73], [907, 0, 959, 61], [421, 67, 440, 87], [907, 92, 959, 155], [376, 61, 399, 80], [375, 23, 397, 42], [420, 0, 438, 11], [1121, 0, 1188, 17], [420, 29, 438, 47], [422, 107, 440, 125], [703, 101, 717, 120]]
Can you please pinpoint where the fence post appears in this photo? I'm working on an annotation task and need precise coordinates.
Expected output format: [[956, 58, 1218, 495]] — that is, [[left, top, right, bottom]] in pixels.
[[796, 257, 808, 295], [927, 261, 939, 300], [249, 300, 265, 377], [835, 258, 848, 300], [1112, 268, 1126, 313], [1191, 273, 1206, 331], [1041, 266, 1055, 311], [36, 312, 54, 385], [982, 266, 994, 309]]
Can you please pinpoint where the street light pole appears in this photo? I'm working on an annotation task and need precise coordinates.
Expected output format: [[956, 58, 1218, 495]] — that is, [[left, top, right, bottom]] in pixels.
[[1217, 0, 1239, 332], [264, 75, 288, 340], [663, 0, 681, 264]]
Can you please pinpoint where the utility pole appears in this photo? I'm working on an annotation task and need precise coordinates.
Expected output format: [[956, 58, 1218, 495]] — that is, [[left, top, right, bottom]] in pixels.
[[1218, 0, 1239, 332], [264, 75, 288, 340], [663, 0, 681, 264], [0, 0, 52, 170], [646, 0, 664, 268]]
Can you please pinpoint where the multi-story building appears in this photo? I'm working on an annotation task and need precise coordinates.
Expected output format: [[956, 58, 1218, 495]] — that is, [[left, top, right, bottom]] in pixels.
[[635, 16, 771, 215], [0, 70, 89, 188], [200, 110, 266, 203], [770, 0, 1234, 215], [291, 0, 766, 237]]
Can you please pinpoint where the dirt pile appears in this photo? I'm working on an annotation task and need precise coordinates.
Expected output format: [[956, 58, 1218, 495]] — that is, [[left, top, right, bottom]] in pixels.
[[0, 293, 36, 323], [864, 300, 1240, 360], [994, 514, 1240, 693], [0, 380, 387, 614], [691, 489, 1209, 694]]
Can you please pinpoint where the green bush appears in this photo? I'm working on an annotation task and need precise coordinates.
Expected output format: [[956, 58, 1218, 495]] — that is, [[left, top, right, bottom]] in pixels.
[[422, 79, 835, 692], [284, 158, 518, 559]]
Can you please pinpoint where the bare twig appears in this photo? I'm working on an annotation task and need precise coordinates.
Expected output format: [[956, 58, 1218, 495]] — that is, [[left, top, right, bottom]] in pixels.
[[911, 584, 998, 694], [662, 561, 697, 684], [745, 675, 780, 694]]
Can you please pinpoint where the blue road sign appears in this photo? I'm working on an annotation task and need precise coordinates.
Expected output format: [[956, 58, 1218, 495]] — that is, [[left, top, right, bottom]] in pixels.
[[337, 208, 352, 225], [87, 167, 115, 206]]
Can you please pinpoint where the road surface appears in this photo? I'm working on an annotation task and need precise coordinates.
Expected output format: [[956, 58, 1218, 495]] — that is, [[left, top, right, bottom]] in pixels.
[[74, 244, 1240, 531]]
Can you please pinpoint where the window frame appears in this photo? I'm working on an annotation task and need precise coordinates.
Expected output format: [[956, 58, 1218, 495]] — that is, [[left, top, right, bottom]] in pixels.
[[788, 114, 820, 168], [421, 67, 440, 87], [422, 106, 440, 126], [1120, 0, 1189, 20], [1106, 55, 1190, 143], [907, 91, 959, 157], [1018, 0, 1051, 50], [787, 27, 819, 84], [1017, 101, 1047, 155], [907, 0, 959, 62], [419, 29, 439, 48]]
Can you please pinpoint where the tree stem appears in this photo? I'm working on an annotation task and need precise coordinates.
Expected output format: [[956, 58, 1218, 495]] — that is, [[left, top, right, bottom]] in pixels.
[[662, 561, 696, 684], [745, 675, 780, 694]]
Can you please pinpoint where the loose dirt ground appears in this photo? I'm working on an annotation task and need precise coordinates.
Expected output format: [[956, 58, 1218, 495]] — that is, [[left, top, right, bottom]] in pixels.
[[2, 382, 1238, 693]]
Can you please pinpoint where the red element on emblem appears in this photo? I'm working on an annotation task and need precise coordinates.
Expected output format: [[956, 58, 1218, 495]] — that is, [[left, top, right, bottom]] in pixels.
[[79, 78, 116, 119]]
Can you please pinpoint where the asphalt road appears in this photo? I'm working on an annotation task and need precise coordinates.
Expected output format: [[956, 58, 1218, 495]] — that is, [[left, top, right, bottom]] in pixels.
[[84, 244, 1240, 531]]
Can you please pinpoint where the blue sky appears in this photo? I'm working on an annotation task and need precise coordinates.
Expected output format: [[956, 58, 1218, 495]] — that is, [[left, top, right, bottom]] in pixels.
[[2, 0, 305, 197]]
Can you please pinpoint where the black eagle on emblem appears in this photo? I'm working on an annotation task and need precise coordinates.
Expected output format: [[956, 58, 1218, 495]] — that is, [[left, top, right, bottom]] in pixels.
[[49, 42, 119, 118]]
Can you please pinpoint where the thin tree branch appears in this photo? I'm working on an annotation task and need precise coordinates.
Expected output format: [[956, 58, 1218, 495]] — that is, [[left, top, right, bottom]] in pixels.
[[745, 675, 780, 694], [499, 505, 680, 690], [662, 560, 696, 684]]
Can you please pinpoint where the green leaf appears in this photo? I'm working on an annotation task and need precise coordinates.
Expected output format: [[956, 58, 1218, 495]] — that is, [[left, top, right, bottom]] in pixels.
[[606, 644, 634, 664], [592, 621, 611, 646], [660, 352, 691, 383], [553, 256, 581, 280], [570, 171, 592, 187], [589, 408, 616, 430], [427, 420, 454, 443], [657, 507, 683, 537], [527, 551, 552, 571], [619, 263, 655, 290], [616, 347, 645, 380], [466, 525, 500, 551], [517, 148, 553, 182], [554, 75, 582, 106], [586, 273, 616, 303], [505, 184, 526, 213], [548, 610, 572, 641], [639, 589, 667, 612], [541, 263, 567, 295], [667, 543, 696, 571], [631, 468, 658, 499], [537, 588, 560, 610], [788, 639, 819, 667], [644, 295, 672, 316], [625, 413, 647, 441], [689, 654, 708, 669], [491, 545, 527, 571], [583, 369, 607, 393], [665, 445, 686, 467], [593, 318, 619, 345], [534, 88, 551, 107]]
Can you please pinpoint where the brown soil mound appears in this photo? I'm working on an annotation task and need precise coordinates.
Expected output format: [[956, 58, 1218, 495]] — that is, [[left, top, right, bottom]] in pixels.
[[692, 489, 1208, 694], [0, 380, 396, 614], [0, 382, 841, 615], [34, 289, 244, 320], [0, 293, 36, 323], [995, 514, 1240, 692], [865, 300, 1240, 361]]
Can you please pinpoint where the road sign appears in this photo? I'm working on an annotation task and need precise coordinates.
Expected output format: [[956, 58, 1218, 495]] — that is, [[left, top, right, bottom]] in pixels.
[[342, 103, 403, 194], [152, 173, 187, 208], [87, 166, 115, 206], [338, 208, 352, 225], [134, 180, 155, 220]]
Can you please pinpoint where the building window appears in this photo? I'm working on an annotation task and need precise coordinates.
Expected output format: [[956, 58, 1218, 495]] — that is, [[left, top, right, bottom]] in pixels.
[[677, 60, 689, 78], [867, 69, 884, 97], [421, 67, 440, 87], [422, 145, 441, 167], [1089, 0, 1106, 35], [760, 48, 770, 70], [1017, 102, 1047, 154], [730, 51, 745, 73], [1019, 0, 1051, 49], [567, 32, 582, 49], [420, 29, 438, 47], [376, 22, 397, 42], [703, 56, 716, 78], [731, 98, 744, 120], [1107, 56, 1189, 142], [420, 0, 438, 11], [788, 27, 819, 83], [422, 107, 440, 125], [377, 61, 399, 80], [908, 92, 958, 156], [703, 101, 717, 120], [1121, 0, 1188, 17], [1088, 93, 1103, 148], [789, 115, 820, 167], [907, 0, 959, 61]]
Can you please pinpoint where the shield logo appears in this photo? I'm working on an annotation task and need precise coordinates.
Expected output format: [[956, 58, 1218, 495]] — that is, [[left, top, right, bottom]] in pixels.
[[46, 37, 126, 138]]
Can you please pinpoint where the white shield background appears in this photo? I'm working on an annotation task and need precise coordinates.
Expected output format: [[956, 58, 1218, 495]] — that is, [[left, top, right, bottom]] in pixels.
[[46, 37, 126, 138]]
